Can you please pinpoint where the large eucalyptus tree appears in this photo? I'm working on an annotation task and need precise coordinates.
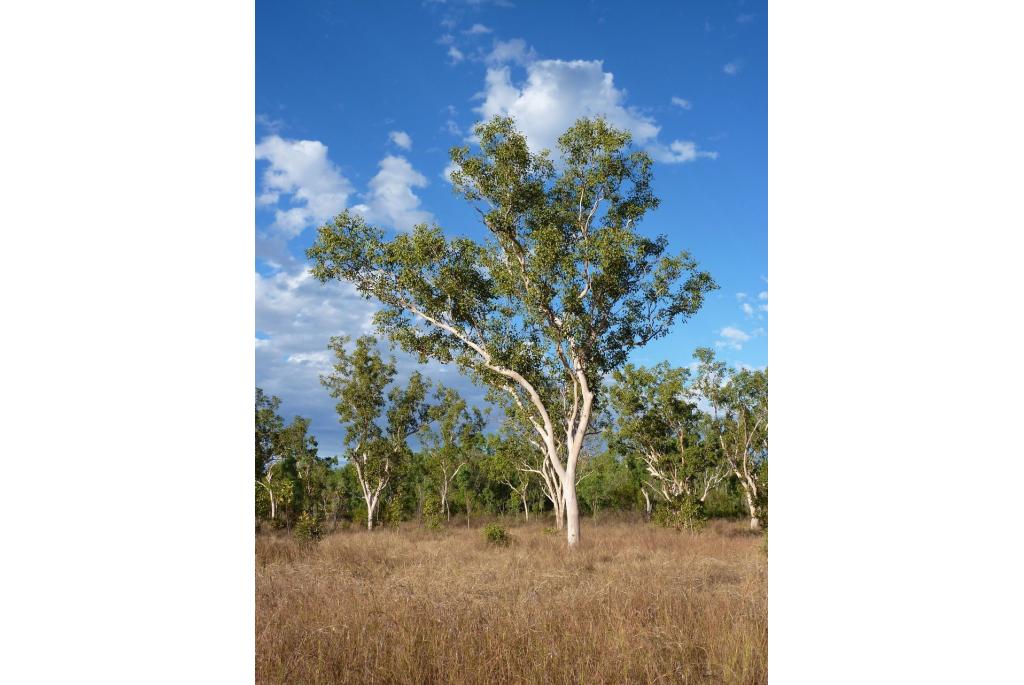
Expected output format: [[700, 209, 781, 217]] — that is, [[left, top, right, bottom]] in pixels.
[[308, 116, 715, 546]]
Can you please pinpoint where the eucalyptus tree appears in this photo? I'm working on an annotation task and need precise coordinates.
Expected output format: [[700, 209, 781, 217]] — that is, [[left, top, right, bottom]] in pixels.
[[607, 362, 728, 513], [320, 335, 431, 531], [423, 384, 485, 520], [254, 389, 320, 523], [692, 348, 768, 530], [308, 116, 715, 546]]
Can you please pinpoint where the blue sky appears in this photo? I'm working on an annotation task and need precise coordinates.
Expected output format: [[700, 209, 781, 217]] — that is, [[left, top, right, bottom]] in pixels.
[[255, 0, 767, 455]]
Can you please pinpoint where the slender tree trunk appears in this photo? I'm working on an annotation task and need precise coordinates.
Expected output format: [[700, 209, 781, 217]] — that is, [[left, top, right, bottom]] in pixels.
[[521, 487, 529, 521], [366, 494, 377, 531]]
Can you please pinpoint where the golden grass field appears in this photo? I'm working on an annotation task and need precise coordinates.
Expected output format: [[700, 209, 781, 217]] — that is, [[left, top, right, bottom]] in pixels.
[[256, 518, 767, 684]]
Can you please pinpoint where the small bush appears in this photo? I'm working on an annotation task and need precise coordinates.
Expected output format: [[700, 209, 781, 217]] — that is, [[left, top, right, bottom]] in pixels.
[[293, 512, 322, 543], [652, 498, 707, 532], [421, 495, 444, 530], [483, 522, 510, 546], [542, 526, 558, 536]]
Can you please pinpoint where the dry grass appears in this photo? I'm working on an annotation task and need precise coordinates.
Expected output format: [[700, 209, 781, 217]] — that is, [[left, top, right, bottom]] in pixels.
[[256, 518, 766, 684]]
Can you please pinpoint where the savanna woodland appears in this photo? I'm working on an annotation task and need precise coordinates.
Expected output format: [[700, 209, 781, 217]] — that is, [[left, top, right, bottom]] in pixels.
[[257, 118, 768, 684]]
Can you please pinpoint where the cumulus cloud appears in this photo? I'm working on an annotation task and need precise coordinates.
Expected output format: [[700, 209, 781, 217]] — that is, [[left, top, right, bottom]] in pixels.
[[463, 23, 492, 35], [448, 46, 465, 64], [717, 326, 753, 351], [486, 38, 537, 66], [671, 96, 692, 110], [388, 130, 412, 150], [741, 302, 754, 316], [255, 135, 353, 236], [352, 155, 433, 231], [723, 61, 741, 76], [475, 55, 716, 164]]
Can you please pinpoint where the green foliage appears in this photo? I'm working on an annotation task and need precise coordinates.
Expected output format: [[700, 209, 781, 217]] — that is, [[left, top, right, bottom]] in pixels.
[[483, 522, 510, 546], [383, 489, 407, 529], [652, 498, 707, 532], [307, 117, 717, 530], [293, 512, 322, 543], [421, 494, 444, 530]]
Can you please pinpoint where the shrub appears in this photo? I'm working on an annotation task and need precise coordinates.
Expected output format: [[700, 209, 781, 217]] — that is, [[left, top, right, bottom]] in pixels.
[[293, 512, 322, 543], [421, 495, 444, 530], [652, 498, 707, 532], [542, 526, 558, 536], [483, 522, 510, 546]]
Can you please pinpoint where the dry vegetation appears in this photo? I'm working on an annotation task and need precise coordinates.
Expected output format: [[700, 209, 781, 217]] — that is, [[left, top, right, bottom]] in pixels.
[[256, 518, 767, 684]]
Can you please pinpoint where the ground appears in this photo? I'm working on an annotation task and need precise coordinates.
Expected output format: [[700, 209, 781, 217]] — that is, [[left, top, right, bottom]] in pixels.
[[256, 517, 767, 684]]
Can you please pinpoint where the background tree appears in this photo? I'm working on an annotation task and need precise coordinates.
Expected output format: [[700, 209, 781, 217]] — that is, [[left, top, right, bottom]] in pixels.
[[255, 388, 323, 526], [320, 335, 431, 531], [607, 362, 728, 521], [423, 384, 485, 521], [309, 116, 716, 546], [693, 348, 768, 530]]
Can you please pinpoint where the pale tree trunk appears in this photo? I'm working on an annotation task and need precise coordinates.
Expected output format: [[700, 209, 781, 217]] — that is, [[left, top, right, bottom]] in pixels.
[[743, 486, 760, 531], [641, 487, 652, 521], [521, 481, 529, 521], [258, 478, 276, 520], [353, 452, 388, 532], [563, 485, 580, 546]]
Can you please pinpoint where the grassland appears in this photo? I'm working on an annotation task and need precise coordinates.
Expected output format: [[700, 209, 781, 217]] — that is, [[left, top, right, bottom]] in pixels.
[[256, 518, 767, 684]]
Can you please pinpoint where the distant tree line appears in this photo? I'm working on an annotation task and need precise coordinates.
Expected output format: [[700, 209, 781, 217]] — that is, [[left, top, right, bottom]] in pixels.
[[255, 339, 767, 535]]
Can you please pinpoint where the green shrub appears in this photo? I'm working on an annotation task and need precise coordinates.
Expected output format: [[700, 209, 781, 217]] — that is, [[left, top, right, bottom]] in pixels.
[[542, 526, 558, 536], [483, 522, 510, 546], [652, 498, 706, 532], [293, 512, 322, 543], [422, 495, 444, 530]]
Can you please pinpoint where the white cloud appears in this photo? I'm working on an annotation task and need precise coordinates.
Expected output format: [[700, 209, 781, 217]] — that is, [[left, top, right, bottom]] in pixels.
[[486, 38, 537, 66], [388, 130, 412, 150], [737, 14, 755, 24], [255, 135, 353, 236], [671, 96, 692, 110], [717, 326, 753, 351], [437, 34, 455, 46], [649, 139, 718, 163], [352, 155, 433, 231], [723, 61, 741, 76], [448, 46, 465, 64], [442, 160, 460, 184], [476, 55, 716, 164], [463, 23, 492, 35], [736, 292, 748, 301], [741, 302, 754, 316]]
